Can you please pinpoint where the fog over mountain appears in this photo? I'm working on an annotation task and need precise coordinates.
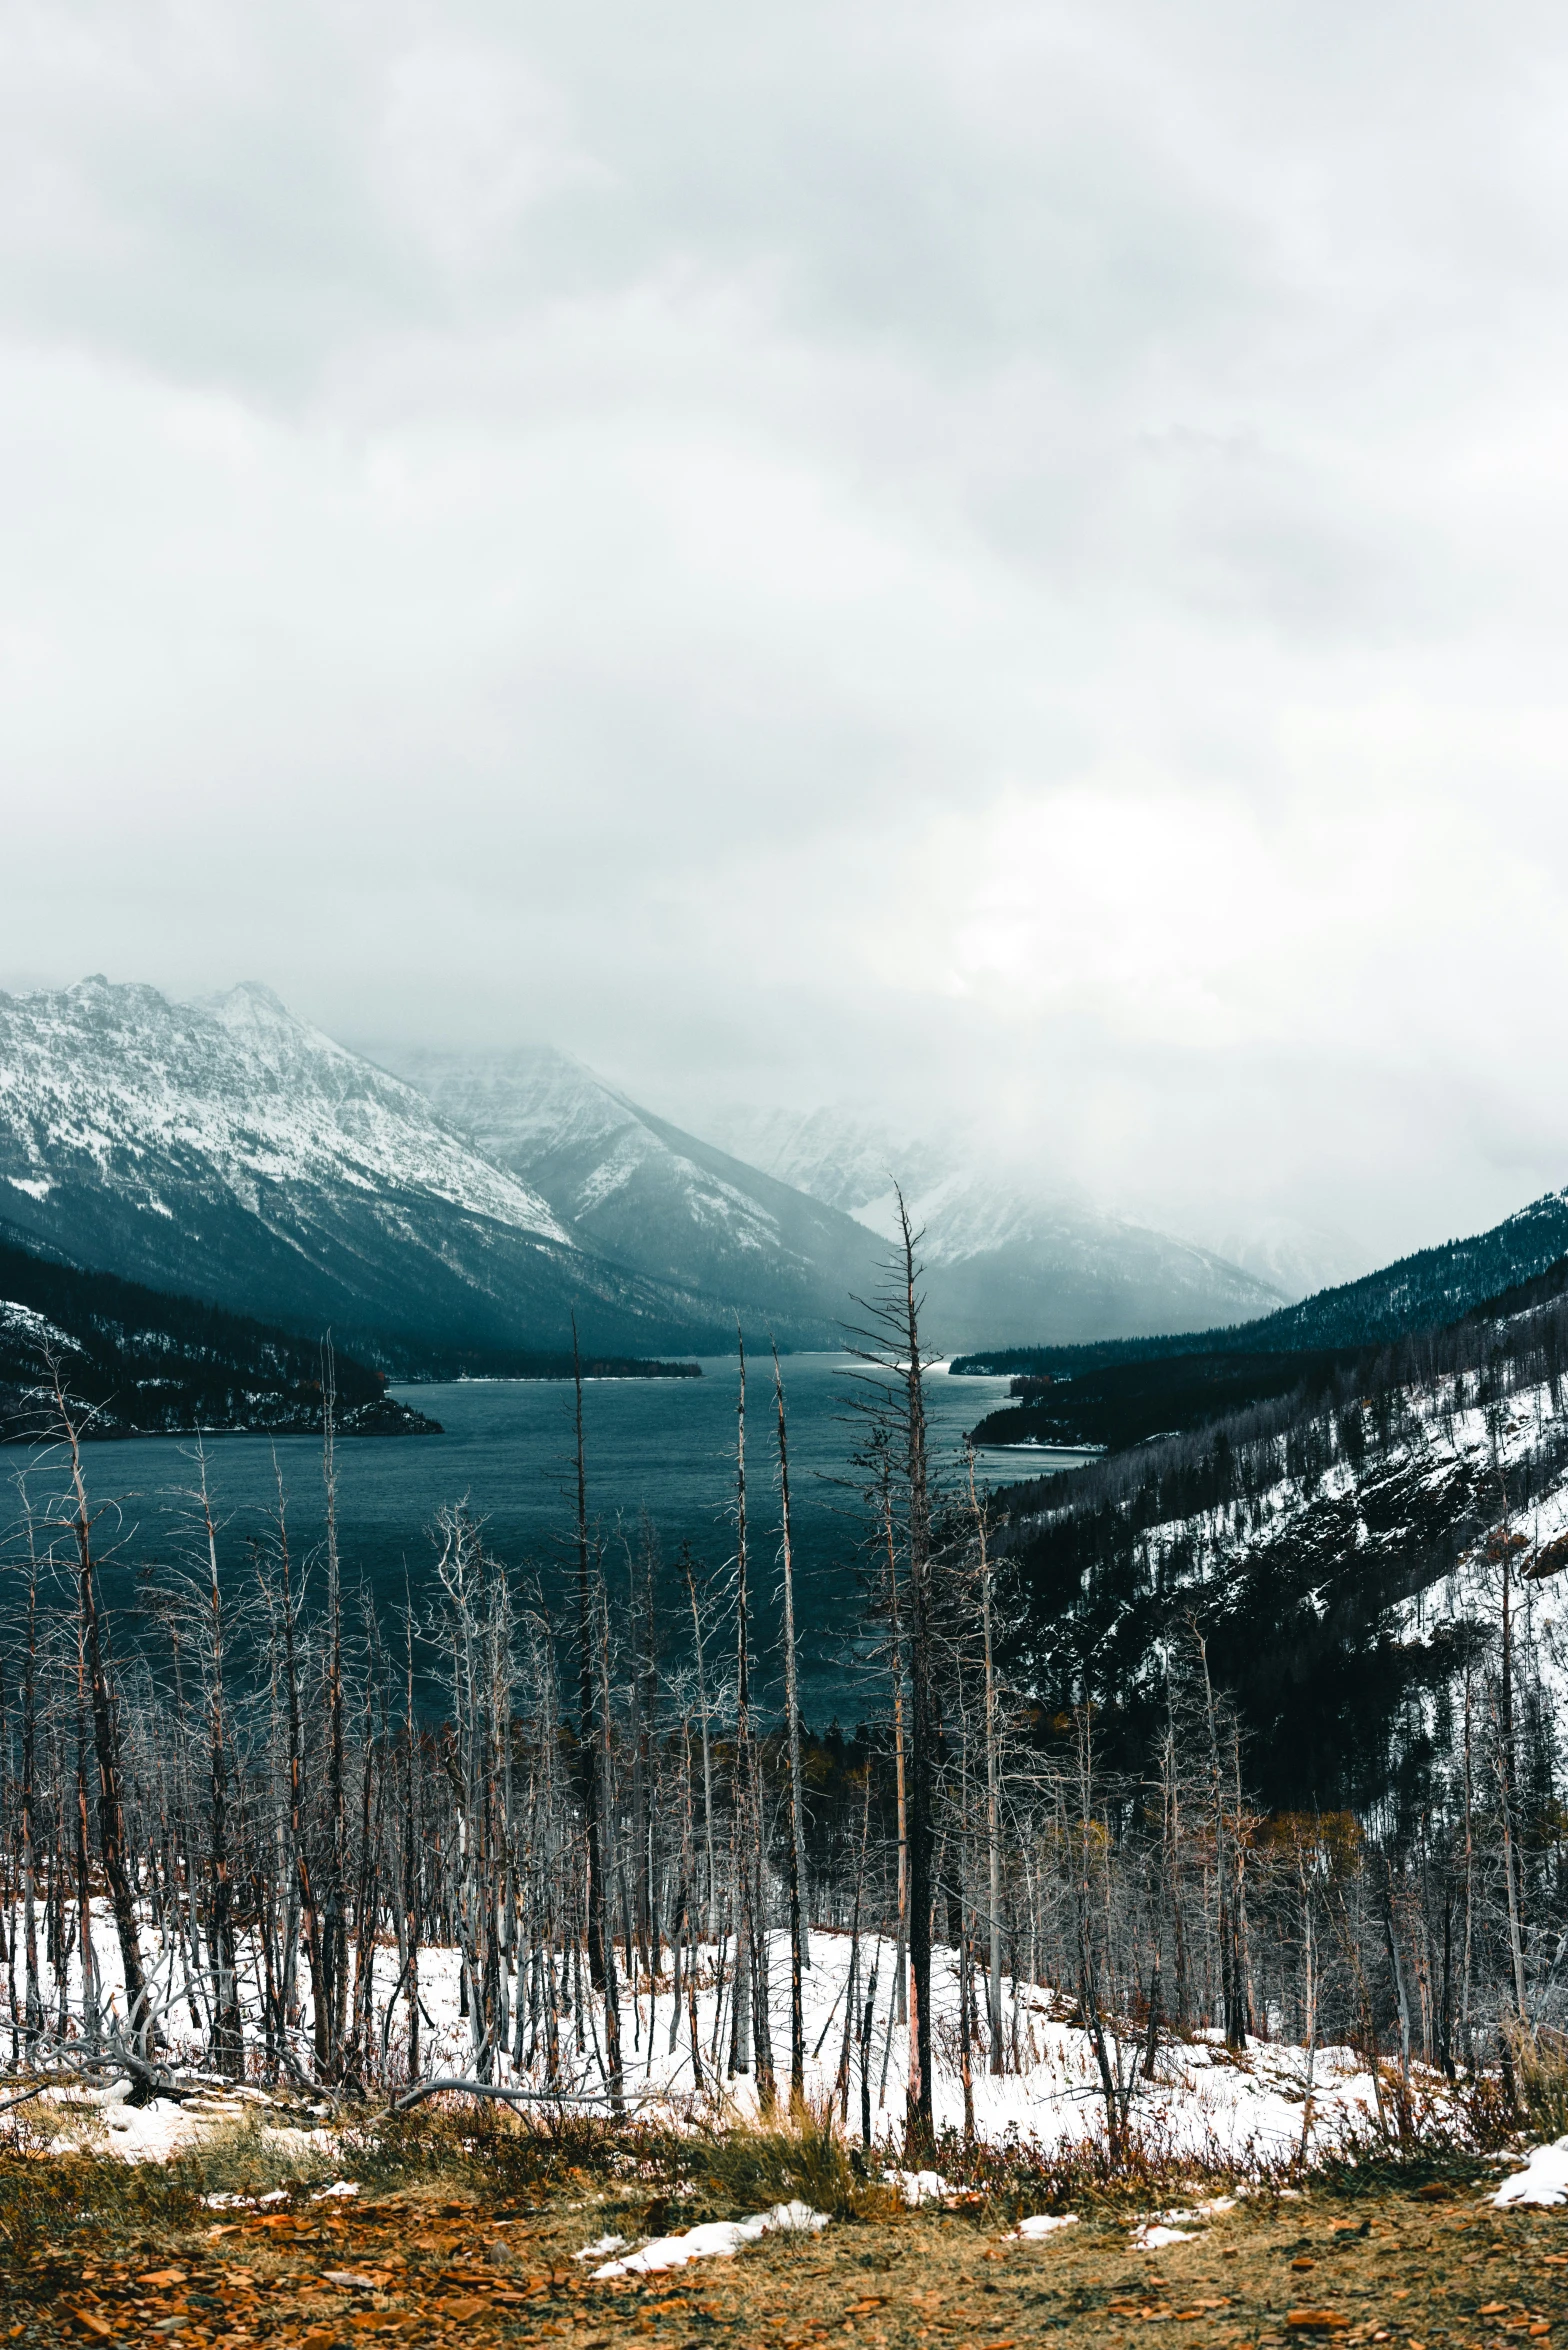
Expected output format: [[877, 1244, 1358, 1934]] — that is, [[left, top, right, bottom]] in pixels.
[[704, 1101, 1291, 1346], [389, 1045, 1289, 1349], [0, 976, 1288, 1359]]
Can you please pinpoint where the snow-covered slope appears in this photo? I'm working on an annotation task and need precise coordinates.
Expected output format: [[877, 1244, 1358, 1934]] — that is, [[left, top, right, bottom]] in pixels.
[[707, 1105, 1288, 1347], [1004, 1291, 1568, 1812], [0, 981, 721, 1361], [386, 1045, 884, 1347]]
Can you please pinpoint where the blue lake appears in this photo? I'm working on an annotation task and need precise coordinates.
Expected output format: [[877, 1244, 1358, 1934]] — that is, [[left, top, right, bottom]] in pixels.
[[25, 1357, 1095, 1723]]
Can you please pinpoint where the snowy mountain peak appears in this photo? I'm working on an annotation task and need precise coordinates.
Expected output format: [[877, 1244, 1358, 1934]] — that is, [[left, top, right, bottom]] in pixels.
[[208, 978, 297, 1031], [0, 978, 570, 1246], [0, 980, 754, 1362]]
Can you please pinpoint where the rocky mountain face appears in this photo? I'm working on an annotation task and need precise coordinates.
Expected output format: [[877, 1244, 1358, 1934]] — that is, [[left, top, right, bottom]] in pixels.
[[0, 980, 726, 1364], [384, 1044, 883, 1347], [705, 1104, 1289, 1348]]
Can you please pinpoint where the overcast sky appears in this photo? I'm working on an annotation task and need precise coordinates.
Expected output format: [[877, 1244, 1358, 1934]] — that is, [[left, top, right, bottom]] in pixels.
[[5, 1, 1568, 1274]]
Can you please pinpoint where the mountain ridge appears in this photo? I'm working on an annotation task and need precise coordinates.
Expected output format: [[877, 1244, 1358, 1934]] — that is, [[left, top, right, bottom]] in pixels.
[[384, 1043, 884, 1347], [952, 1183, 1568, 1380], [702, 1100, 1290, 1345], [0, 979, 732, 1365]]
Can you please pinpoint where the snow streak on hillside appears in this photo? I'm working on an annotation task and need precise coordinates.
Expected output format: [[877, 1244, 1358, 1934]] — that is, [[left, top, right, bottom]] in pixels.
[[1014, 1355, 1568, 1767]]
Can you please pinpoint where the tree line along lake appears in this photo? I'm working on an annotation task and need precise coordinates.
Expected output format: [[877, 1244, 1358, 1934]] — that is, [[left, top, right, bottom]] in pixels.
[[18, 1355, 1097, 1724]]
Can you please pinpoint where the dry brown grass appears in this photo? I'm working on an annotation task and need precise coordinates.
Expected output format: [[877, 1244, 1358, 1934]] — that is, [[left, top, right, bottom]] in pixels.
[[1, 2112, 1563, 2350]]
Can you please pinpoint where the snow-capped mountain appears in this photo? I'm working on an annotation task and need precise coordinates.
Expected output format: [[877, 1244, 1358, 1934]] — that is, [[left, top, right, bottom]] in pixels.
[[0, 980, 724, 1362], [705, 1104, 1289, 1346], [383, 1044, 883, 1345], [387, 1052, 1294, 1352], [0, 980, 1296, 1365]]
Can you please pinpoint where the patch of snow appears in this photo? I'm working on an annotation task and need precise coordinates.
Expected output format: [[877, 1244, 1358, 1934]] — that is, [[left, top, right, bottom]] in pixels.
[[885, 2168, 952, 2206], [1014, 2213, 1079, 2239], [4, 1901, 1462, 2172], [1132, 2223, 1198, 2249], [574, 2233, 628, 2262], [1493, 2139, 1568, 2206], [0, 1298, 76, 1351], [593, 2201, 828, 2277]]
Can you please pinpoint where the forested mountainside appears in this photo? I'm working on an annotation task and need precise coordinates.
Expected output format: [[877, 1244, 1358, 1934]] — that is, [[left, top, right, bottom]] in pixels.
[[0, 1231, 437, 1438], [994, 1258, 1568, 1822], [955, 1184, 1568, 1381], [0, 979, 732, 1366]]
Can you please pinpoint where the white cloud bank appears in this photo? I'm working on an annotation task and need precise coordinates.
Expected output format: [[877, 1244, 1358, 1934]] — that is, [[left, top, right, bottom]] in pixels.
[[4, 0, 1568, 1268]]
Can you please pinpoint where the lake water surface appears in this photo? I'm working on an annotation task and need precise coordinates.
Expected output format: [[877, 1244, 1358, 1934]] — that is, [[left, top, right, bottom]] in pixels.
[[27, 1357, 1095, 1722]]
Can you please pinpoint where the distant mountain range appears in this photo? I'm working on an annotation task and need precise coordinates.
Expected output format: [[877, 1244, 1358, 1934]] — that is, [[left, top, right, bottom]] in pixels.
[[384, 1050, 1301, 1349], [0, 977, 1378, 1363], [705, 1103, 1290, 1347]]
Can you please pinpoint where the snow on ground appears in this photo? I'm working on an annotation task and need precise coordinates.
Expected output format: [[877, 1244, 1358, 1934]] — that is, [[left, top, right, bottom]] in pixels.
[[1493, 2139, 1568, 2207], [6, 1903, 1424, 2168], [592, 2202, 828, 2277]]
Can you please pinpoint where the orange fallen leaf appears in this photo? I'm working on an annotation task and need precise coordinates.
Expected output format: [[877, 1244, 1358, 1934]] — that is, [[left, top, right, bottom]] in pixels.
[[70, 2315, 113, 2342], [1286, 2314, 1350, 2333]]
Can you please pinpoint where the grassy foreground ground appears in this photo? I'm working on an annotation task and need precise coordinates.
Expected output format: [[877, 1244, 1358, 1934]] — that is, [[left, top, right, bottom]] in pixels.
[[2, 2114, 1565, 2350]]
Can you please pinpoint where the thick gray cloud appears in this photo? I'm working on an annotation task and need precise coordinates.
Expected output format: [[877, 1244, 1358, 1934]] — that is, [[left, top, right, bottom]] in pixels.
[[4, 0, 1568, 1277]]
